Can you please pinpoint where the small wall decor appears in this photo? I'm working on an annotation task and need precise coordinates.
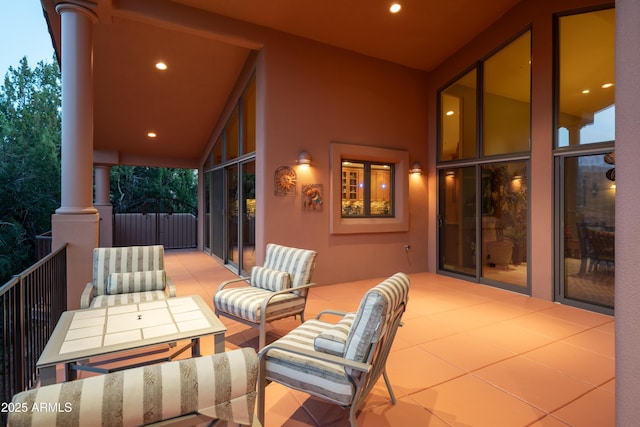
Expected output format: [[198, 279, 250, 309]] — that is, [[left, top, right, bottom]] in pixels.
[[274, 166, 297, 196], [302, 184, 323, 211]]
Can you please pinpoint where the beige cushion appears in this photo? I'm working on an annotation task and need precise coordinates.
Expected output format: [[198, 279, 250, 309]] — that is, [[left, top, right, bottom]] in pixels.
[[250, 266, 291, 292], [314, 313, 356, 356], [107, 270, 166, 295]]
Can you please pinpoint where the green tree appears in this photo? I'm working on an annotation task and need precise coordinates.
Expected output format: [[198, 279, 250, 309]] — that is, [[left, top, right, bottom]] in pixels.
[[110, 166, 197, 213], [0, 57, 61, 283]]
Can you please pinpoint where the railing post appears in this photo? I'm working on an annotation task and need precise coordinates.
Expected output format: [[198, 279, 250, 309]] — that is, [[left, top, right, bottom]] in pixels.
[[17, 275, 26, 394]]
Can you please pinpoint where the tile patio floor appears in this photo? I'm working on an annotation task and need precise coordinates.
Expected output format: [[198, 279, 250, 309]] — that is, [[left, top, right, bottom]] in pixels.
[[163, 249, 615, 427]]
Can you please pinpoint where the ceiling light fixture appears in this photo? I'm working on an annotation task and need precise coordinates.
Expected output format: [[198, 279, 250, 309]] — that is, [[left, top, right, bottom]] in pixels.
[[155, 62, 167, 71], [446, 110, 455, 116], [602, 83, 614, 89], [581, 89, 590, 94], [147, 132, 157, 138], [390, 3, 402, 13]]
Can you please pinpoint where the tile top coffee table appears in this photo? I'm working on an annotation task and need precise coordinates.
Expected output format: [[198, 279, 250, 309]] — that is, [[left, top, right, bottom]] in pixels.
[[37, 294, 226, 385]]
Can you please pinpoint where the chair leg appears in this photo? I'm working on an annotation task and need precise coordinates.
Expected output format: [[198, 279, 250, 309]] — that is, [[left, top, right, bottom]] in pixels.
[[257, 356, 267, 426], [383, 369, 397, 405], [349, 405, 359, 427]]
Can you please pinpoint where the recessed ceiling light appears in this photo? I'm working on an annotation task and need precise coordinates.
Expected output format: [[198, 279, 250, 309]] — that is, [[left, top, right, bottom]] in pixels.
[[446, 110, 455, 116], [602, 82, 614, 88], [581, 89, 590, 94], [390, 3, 402, 13], [147, 132, 157, 138], [155, 62, 167, 71]]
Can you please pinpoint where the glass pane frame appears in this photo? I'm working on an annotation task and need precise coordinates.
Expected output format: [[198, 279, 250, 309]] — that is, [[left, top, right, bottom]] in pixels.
[[330, 142, 409, 234], [482, 30, 532, 157], [554, 149, 615, 314], [439, 68, 478, 161], [341, 160, 395, 218], [555, 8, 615, 148]]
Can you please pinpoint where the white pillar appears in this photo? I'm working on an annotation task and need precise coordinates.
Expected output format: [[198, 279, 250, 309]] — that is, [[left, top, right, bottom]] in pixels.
[[94, 165, 113, 247], [94, 165, 111, 206], [55, 1, 97, 215], [52, 1, 100, 309]]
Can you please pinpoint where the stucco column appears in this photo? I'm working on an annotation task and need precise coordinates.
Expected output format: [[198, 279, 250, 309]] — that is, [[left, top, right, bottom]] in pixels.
[[51, 1, 100, 309], [616, 0, 640, 423], [94, 165, 113, 247], [94, 165, 110, 206], [55, 1, 98, 215]]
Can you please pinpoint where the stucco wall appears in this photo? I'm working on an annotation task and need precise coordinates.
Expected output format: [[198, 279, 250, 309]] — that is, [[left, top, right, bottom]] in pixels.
[[615, 0, 640, 423], [257, 34, 429, 285]]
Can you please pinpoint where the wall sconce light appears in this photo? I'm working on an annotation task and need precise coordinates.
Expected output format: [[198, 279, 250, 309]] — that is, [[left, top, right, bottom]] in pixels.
[[298, 151, 311, 167], [410, 162, 422, 175], [445, 170, 456, 178], [512, 172, 522, 180]]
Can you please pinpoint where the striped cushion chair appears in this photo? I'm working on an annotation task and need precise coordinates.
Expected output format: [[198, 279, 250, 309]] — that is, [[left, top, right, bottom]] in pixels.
[[214, 243, 317, 349], [9, 348, 259, 427], [80, 245, 177, 309], [257, 272, 410, 427]]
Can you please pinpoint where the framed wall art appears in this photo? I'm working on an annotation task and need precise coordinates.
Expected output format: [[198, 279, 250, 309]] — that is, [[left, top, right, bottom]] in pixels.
[[302, 184, 323, 211], [274, 166, 297, 196]]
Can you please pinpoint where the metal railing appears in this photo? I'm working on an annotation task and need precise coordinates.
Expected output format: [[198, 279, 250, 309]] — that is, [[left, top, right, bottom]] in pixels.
[[0, 244, 67, 410]]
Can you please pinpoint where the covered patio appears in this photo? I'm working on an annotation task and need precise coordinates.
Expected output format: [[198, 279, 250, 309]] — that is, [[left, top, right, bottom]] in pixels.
[[130, 249, 613, 426]]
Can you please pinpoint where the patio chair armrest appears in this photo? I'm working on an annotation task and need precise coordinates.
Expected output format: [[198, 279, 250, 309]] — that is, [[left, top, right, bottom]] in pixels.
[[165, 277, 177, 297], [259, 282, 317, 311], [216, 276, 251, 292], [259, 342, 371, 374], [315, 309, 350, 320], [80, 282, 95, 309]]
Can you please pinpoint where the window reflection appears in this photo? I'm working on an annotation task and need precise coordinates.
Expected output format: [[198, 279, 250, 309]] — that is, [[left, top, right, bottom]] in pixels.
[[440, 69, 477, 160], [557, 9, 615, 146], [483, 31, 531, 156]]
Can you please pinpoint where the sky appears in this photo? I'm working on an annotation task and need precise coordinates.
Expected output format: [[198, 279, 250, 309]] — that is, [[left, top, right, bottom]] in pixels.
[[0, 1, 55, 78]]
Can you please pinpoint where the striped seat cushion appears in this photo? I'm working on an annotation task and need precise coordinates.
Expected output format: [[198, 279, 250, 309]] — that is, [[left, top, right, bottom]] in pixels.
[[93, 245, 165, 296], [264, 320, 355, 405], [89, 290, 168, 308], [214, 287, 306, 322], [263, 244, 317, 292], [344, 272, 410, 366], [314, 312, 356, 356], [107, 270, 166, 295], [250, 266, 291, 292], [9, 348, 258, 427]]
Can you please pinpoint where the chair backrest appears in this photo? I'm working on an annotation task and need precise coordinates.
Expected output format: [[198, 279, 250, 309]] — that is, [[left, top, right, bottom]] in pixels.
[[343, 272, 410, 365], [263, 243, 317, 289], [92, 245, 165, 296]]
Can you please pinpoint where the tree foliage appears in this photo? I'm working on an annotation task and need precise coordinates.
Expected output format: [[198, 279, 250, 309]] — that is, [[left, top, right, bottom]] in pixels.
[[110, 166, 198, 213], [0, 57, 198, 285], [0, 57, 61, 283]]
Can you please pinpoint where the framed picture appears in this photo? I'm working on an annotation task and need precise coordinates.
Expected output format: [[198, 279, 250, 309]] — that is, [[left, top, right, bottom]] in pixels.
[[302, 184, 323, 211]]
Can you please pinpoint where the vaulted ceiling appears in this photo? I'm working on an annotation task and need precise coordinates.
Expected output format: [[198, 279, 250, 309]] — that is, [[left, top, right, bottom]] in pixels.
[[41, 0, 522, 168]]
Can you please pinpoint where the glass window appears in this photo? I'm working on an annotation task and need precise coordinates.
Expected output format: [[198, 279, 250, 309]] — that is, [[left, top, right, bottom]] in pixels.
[[440, 69, 477, 161], [242, 77, 256, 154], [213, 135, 223, 166], [483, 31, 531, 156], [557, 9, 615, 147], [561, 153, 614, 309], [341, 160, 394, 218], [226, 107, 239, 160], [481, 161, 528, 288]]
